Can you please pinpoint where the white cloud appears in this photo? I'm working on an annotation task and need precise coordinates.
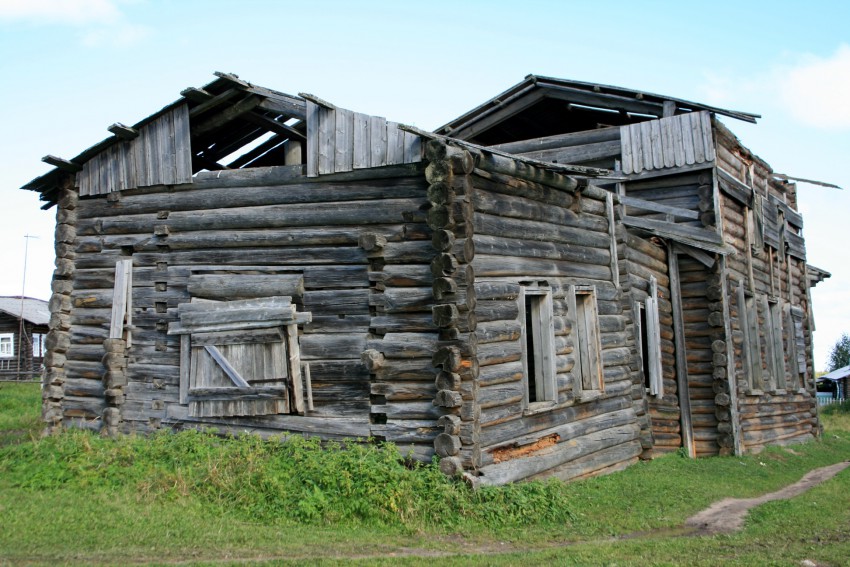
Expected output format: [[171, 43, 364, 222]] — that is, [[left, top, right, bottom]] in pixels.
[[0, 0, 121, 25], [0, 0, 151, 47], [779, 44, 850, 130]]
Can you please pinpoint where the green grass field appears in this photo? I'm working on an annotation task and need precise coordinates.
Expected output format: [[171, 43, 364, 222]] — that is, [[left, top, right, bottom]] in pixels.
[[1, 382, 848, 566]]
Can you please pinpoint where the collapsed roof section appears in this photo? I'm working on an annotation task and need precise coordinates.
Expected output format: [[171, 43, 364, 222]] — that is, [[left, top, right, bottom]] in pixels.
[[23, 72, 309, 208], [435, 74, 760, 146]]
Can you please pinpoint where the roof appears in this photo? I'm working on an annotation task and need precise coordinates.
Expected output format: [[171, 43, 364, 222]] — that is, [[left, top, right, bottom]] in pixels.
[[820, 365, 850, 381], [22, 72, 308, 208], [807, 265, 831, 287], [435, 74, 760, 145], [0, 297, 50, 326]]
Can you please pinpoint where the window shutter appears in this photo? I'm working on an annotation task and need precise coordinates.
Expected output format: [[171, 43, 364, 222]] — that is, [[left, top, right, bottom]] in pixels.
[[645, 277, 664, 398], [169, 296, 311, 418]]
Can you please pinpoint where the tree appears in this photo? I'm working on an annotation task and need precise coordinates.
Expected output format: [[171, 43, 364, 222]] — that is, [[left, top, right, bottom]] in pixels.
[[827, 333, 850, 372]]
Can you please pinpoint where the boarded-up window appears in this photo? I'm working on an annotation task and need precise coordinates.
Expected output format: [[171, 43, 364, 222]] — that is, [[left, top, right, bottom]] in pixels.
[[764, 298, 786, 390], [568, 285, 603, 397], [737, 284, 765, 392], [520, 285, 557, 408], [169, 296, 311, 418], [786, 305, 807, 389], [639, 276, 664, 399]]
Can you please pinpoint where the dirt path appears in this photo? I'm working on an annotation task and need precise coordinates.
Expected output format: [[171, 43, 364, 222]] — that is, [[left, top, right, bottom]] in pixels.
[[684, 460, 850, 535]]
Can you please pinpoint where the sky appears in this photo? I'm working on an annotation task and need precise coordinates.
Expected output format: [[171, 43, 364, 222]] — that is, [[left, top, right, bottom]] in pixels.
[[0, 0, 848, 370]]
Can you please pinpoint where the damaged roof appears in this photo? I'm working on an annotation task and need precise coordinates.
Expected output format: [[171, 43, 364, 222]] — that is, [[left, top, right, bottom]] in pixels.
[[436, 74, 761, 145], [22, 72, 308, 208]]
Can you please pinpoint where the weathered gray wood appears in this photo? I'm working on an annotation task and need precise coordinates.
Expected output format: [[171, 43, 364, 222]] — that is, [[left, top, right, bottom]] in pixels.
[[187, 274, 304, 300], [476, 423, 640, 485], [109, 259, 132, 341], [669, 249, 695, 458], [334, 108, 354, 174], [488, 126, 620, 154], [286, 323, 304, 414], [203, 345, 251, 387]]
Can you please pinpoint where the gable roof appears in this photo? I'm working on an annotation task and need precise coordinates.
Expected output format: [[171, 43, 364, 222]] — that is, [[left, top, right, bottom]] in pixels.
[[435, 74, 760, 145], [0, 297, 50, 326], [22, 72, 308, 208]]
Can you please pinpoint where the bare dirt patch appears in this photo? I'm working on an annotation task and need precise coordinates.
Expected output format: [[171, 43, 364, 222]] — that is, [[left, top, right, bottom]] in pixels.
[[684, 461, 850, 535]]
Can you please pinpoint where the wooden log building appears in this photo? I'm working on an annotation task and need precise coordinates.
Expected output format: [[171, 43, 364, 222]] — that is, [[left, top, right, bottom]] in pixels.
[[23, 72, 829, 483], [0, 296, 49, 381]]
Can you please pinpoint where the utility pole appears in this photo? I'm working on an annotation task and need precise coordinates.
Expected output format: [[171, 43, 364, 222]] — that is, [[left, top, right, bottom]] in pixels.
[[17, 234, 39, 380]]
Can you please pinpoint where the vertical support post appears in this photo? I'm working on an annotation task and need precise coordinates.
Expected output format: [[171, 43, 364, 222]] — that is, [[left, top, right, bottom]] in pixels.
[[668, 246, 695, 458]]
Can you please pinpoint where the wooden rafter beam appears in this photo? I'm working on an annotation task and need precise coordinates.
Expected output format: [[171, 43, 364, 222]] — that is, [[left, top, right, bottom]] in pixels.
[[227, 134, 286, 169], [192, 153, 230, 172], [243, 112, 306, 141], [108, 123, 139, 140], [42, 155, 82, 172], [185, 87, 242, 118], [191, 94, 264, 138]]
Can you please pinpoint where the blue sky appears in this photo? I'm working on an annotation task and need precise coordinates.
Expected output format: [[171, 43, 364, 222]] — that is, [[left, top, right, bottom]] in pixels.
[[1, 0, 848, 368]]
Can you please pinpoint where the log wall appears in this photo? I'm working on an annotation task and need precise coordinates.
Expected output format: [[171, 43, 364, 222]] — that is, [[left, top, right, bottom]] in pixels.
[[715, 123, 819, 452], [469, 169, 641, 484], [57, 163, 431, 441]]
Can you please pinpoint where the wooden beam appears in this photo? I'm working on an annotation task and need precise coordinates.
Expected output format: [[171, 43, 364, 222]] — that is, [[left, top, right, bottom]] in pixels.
[[191, 94, 264, 138], [226, 134, 285, 169], [185, 87, 242, 118], [298, 92, 337, 110], [192, 153, 231, 171], [243, 112, 306, 141], [668, 247, 696, 458], [42, 155, 82, 173], [107, 123, 139, 140]]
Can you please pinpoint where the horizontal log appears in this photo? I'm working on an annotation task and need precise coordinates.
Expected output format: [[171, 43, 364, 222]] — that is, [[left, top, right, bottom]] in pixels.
[[476, 422, 640, 485]]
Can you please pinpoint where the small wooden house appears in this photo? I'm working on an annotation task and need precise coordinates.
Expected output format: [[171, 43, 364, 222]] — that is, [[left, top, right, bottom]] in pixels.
[[24, 73, 827, 484], [0, 296, 49, 380]]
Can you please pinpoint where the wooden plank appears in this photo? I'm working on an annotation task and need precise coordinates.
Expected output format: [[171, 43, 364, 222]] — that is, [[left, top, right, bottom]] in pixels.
[[369, 116, 387, 167], [606, 192, 619, 289], [680, 113, 696, 165], [649, 119, 664, 170], [660, 116, 675, 168], [403, 130, 421, 163], [306, 100, 319, 177], [204, 345, 251, 387], [334, 107, 353, 173], [639, 121, 653, 171], [700, 111, 715, 162], [670, 116, 686, 168], [386, 121, 404, 165], [286, 323, 304, 413], [691, 111, 706, 163], [619, 125, 634, 175], [619, 195, 700, 220], [109, 259, 132, 339], [317, 106, 335, 175], [668, 248, 695, 458], [179, 334, 190, 404], [352, 112, 371, 169], [630, 124, 643, 174]]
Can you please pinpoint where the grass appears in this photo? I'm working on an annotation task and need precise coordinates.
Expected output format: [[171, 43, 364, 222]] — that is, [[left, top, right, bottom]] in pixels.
[[1, 382, 848, 565]]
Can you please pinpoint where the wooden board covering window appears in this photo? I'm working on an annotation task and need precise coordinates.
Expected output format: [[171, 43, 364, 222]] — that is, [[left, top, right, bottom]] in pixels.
[[169, 296, 310, 418], [519, 286, 557, 408], [567, 285, 603, 396], [645, 276, 664, 398]]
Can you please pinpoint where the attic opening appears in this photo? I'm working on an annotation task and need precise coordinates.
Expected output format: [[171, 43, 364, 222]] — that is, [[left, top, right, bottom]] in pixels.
[[183, 75, 307, 174]]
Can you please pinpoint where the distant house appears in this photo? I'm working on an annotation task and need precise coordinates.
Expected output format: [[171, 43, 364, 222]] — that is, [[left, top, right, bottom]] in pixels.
[[22, 72, 830, 484], [817, 365, 849, 404], [0, 296, 49, 380]]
